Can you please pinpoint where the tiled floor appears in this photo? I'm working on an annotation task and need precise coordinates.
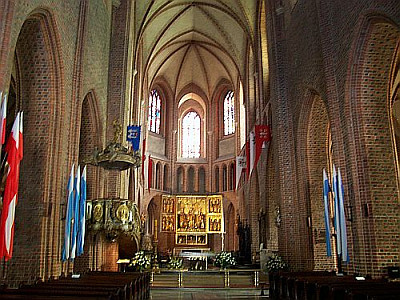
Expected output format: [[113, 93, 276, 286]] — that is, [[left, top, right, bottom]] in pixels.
[[150, 288, 269, 299]]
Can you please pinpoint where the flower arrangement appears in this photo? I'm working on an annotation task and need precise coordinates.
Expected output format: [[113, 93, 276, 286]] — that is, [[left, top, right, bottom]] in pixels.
[[214, 251, 236, 269], [167, 256, 183, 269], [129, 251, 151, 272], [265, 253, 288, 273]]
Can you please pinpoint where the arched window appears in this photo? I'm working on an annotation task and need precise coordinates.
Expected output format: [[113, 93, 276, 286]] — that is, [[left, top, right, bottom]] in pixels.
[[182, 111, 200, 158], [223, 90, 235, 135], [177, 167, 184, 193], [223, 165, 228, 191], [229, 163, 235, 190], [163, 165, 169, 191], [155, 162, 161, 189], [199, 167, 206, 193], [188, 167, 195, 192], [215, 167, 219, 192], [148, 89, 161, 134]]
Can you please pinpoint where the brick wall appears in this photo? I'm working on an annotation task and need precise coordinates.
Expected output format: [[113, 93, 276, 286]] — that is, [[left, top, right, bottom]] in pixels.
[[306, 95, 333, 270], [265, 0, 400, 276], [345, 21, 400, 277], [0, 0, 111, 285], [2, 16, 56, 285], [1, 0, 399, 285]]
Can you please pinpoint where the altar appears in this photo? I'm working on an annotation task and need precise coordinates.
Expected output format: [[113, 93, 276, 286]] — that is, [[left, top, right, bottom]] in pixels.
[[174, 248, 212, 270], [159, 195, 224, 257]]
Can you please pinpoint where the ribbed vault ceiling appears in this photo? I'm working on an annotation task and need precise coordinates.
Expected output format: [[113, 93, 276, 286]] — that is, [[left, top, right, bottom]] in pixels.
[[136, 0, 256, 100]]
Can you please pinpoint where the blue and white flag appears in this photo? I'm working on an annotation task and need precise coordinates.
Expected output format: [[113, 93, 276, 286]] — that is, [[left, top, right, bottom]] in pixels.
[[77, 165, 87, 256], [332, 165, 342, 257], [338, 168, 349, 263], [70, 165, 80, 260], [61, 165, 74, 261], [127, 125, 141, 151], [323, 169, 332, 257]]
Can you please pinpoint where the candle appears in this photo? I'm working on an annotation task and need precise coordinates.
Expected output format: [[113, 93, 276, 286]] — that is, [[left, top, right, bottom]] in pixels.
[[154, 219, 158, 240]]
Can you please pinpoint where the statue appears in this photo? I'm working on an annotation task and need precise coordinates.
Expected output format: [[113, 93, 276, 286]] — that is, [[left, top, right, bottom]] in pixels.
[[112, 119, 123, 144]]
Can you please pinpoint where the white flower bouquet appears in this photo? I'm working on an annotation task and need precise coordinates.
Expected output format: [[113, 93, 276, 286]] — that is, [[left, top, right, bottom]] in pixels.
[[214, 251, 236, 269], [129, 251, 151, 272], [265, 253, 288, 273], [167, 256, 183, 269]]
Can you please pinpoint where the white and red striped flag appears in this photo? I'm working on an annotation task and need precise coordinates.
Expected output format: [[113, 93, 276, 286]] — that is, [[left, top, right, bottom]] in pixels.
[[0, 112, 23, 260], [18, 112, 23, 161], [0, 92, 7, 145]]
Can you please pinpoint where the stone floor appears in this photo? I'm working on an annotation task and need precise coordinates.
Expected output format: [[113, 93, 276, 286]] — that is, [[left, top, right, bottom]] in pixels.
[[150, 288, 269, 299]]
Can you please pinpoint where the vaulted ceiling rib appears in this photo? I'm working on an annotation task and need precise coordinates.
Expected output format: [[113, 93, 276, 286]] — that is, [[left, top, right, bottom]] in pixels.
[[136, 0, 256, 100]]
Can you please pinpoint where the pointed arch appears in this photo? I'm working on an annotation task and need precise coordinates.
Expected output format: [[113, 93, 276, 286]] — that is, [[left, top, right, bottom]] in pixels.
[[345, 16, 400, 276], [187, 166, 195, 192], [198, 167, 206, 193], [79, 90, 103, 200], [11, 8, 66, 282], [177, 166, 184, 193]]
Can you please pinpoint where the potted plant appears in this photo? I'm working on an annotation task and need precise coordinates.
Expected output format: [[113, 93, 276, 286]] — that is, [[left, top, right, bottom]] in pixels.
[[214, 251, 236, 270], [129, 251, 151, 272], [265, 253, 288, 273], [167, 256, 183, 269]]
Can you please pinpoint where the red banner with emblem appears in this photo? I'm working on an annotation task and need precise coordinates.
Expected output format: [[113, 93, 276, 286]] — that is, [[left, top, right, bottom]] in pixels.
[[254, 125, 271, 169]]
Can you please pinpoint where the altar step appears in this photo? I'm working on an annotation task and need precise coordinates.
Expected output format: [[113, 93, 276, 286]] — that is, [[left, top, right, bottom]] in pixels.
[[151, 271, 269, 289]]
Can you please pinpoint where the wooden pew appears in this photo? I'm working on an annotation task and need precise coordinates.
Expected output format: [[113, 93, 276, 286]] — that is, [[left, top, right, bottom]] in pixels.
[[344, 284, 400, 300], [268, 271, 334, 299], [0, 287, 118, 299], [271, 271, 400, 300], [36, 277, 128, 299], [0, 271, 150, 300], [84, 271, 150, 300], [0, 295, 111, 299]]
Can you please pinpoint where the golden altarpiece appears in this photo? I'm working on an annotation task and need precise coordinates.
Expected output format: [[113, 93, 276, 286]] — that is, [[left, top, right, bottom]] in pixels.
[[160, 195, 223, 250]]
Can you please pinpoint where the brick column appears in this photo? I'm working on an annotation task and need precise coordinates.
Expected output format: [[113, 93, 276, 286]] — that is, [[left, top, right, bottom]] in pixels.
[[106, 0, 132, 197], [266, 3, 301, 268]]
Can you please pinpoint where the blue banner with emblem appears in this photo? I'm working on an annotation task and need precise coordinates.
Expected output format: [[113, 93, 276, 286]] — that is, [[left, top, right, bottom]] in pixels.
[[127, 125, 141, 151]]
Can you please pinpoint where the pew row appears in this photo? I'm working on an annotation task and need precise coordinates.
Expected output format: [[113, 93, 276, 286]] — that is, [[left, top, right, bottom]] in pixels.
[[269, 271, 400, 300], [0, 271, 150, 300]]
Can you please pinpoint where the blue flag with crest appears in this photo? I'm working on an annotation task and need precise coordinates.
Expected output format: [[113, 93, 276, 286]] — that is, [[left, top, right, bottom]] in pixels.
[[127, 125, 141, 151], [61, 165, 74, 261]]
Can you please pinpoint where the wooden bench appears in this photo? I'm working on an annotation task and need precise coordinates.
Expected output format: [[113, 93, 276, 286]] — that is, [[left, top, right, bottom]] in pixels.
[[0, 271, 151, 300], [344, 284, 400, 300], [84, 271, 150, 300], [0, 287, 118, 299], [269, 271, 334, 299], [270, 272, 400, 300]]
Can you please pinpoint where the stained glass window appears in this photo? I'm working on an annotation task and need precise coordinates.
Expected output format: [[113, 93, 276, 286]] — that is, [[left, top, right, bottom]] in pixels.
[[148, 89, 161, 134], [224, 90, 235, 135], [182, 111, 200, 158]]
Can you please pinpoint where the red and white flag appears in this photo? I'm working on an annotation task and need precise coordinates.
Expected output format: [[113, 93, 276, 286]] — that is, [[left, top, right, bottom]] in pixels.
[[0, 112, 23, 260], [18, 112, 23, 161], [0, 92, 7, 145], [254, 125, 271, 170]]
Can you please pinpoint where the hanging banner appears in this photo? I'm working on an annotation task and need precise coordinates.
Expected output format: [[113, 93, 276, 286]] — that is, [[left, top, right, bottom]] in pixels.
[[254, 125, 271, 169], [236, 156, 246, 190], [127, 125, 141, 151]]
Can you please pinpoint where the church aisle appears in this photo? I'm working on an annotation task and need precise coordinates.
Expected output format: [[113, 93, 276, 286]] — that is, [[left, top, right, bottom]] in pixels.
[[150, 288, 269, 299]]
